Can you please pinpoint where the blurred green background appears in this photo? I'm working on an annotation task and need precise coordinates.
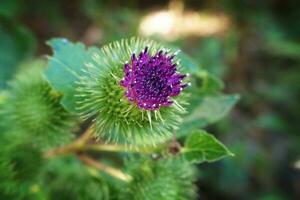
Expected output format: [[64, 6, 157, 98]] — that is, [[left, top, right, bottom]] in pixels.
[[1, 0, 300, 199]]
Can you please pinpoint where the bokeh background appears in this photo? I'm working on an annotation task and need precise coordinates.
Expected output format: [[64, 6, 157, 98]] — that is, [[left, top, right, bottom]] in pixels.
[[1, 0, 300, 199]]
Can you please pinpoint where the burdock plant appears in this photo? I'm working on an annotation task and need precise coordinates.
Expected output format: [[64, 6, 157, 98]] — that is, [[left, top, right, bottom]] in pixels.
[[0, 37, 239, 199]]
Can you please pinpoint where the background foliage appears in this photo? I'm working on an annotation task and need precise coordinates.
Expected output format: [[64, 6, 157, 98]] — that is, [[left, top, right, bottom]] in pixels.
[[0, 0, 300, 199]]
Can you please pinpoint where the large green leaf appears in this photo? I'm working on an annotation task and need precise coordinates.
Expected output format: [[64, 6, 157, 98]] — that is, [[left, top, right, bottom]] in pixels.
[[182, 130, 233, 163], [45, 38, 99, 112], [178, 94, 239, 136]]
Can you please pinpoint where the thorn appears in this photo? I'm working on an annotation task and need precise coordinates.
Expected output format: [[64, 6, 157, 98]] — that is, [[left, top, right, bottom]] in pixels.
[[157, 110, 164, 124], [154, 110, 158, 120], [110, 72, 120, 81], [174, 100, 185, 111], [174, 50, 181, 55], [147, 111, 152, 130]]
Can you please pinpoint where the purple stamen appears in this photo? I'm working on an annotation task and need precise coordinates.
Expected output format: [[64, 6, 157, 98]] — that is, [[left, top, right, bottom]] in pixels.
[[120, 47, 188, 110]]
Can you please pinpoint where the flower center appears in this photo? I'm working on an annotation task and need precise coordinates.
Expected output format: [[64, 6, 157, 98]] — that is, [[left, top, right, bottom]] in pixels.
[[120, 47, 188, 110]]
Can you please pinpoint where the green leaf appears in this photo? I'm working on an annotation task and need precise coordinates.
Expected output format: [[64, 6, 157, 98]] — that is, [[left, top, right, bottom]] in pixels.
[[0, 18, 35, 89], [178, 94, 239, 136], [45, 38, 99, 112], [194, 37, 226, 77], [196, 71, 224, 94], [182, 130, 233, 163]]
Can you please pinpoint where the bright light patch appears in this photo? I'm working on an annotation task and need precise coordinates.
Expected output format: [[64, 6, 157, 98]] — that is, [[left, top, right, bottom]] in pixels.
[[139, 2, 230, 40]]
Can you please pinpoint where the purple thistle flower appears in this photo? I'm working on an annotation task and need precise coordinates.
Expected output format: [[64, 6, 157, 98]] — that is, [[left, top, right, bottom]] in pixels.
[[120, 47, 189, 110]]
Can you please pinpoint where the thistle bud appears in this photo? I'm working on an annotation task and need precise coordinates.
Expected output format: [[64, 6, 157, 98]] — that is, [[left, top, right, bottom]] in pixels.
[[3, 60, 75, 149], [119, 157, 197, 200]]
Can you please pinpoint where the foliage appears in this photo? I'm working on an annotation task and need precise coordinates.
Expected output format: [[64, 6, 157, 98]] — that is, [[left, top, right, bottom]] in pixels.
[[45, 39, 98, 112], [1, 1, 300, 199], [0, 35, 236, 199], [182, 130, 233, 163]]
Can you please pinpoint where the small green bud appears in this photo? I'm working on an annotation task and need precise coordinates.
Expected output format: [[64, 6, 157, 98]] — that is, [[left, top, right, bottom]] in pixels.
[[119, 156, 197, 200], [3, 60, 75, 148]]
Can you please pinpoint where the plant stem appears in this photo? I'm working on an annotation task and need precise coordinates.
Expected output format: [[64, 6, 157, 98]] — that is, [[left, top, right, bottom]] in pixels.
[[79, 154, 132, 182], [44, 126, 94, 158], [84, 143, 150, 153], [44, 125, 155, 158]]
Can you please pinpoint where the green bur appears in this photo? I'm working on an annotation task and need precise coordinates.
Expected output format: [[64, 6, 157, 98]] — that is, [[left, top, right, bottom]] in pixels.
[[119, 157, 197, 200], [2, 60, 75, 149], [40, 156, 110, 200], [0, 134, 43, 199]]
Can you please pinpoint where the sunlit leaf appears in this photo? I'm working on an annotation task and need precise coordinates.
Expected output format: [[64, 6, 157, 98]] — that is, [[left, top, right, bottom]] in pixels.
[[45, 38, 99, 112]]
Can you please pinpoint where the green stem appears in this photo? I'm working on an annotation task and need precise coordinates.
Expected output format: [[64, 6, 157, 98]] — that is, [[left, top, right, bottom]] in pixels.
[[84, 143, 152, 154], [79, 154, 132, 182], [44, 126, 94, 158]]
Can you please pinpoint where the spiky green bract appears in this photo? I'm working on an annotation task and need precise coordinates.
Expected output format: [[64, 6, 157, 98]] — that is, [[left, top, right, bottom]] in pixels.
[[40, 156, 110, 200], [0, 134, 44, 199], [77, 38, 188, 147], [3, 60, 75, 149], [119, 156, 197, 200]]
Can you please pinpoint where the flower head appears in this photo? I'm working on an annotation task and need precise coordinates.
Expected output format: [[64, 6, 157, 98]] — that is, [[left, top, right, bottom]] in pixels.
[[77, 38, 189, 147], [121, 47, 188, 110]]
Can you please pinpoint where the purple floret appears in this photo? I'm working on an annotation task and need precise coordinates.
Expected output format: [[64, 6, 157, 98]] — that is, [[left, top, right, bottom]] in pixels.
[[120, 47, 188, 110]]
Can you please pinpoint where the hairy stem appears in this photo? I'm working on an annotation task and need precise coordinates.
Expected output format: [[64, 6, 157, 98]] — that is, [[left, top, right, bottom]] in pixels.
[[44, 126, 94, 158], [79, 154, 132, 182], [44, 125, 161, 159], [84, 143, 151, 154]]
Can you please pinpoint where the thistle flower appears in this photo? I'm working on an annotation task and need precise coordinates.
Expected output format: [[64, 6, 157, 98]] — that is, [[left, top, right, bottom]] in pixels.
[[77, 38, 189, 147], [120, 47, 188, 110]]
